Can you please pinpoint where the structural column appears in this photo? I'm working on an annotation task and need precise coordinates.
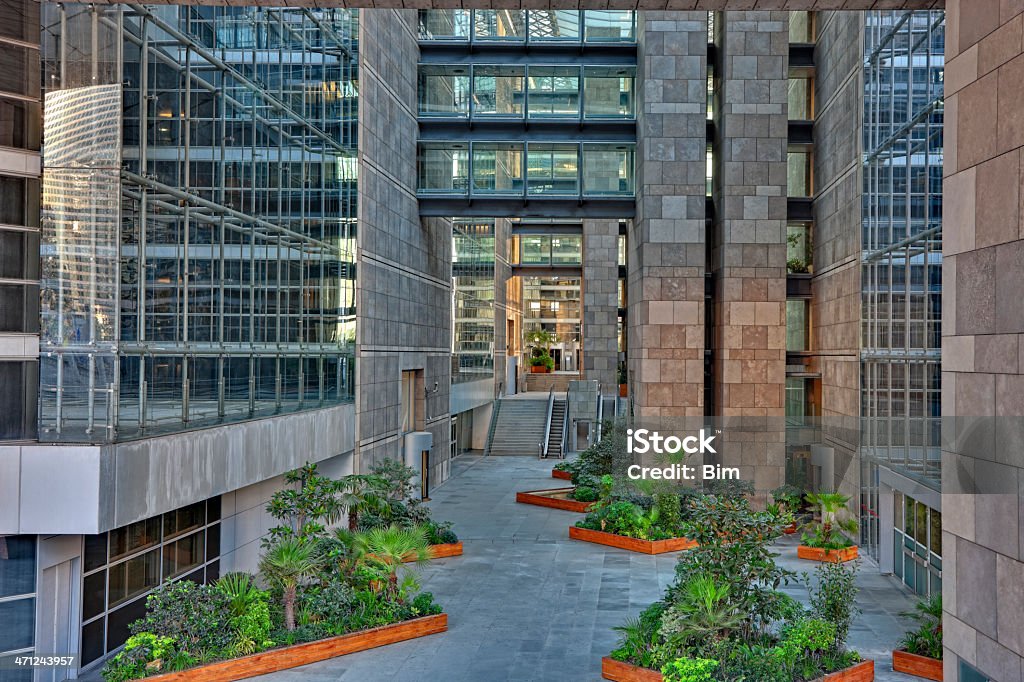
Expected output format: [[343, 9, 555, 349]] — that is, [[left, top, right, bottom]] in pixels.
[[356, 10, 452, 483], [941, 1, 1024, 678], [712, 11, 789, 494], [629, 11, 708, 421], [582, 219, 620, 390]]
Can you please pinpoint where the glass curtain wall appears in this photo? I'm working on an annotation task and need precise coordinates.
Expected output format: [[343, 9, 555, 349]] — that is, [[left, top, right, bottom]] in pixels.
[[0, 536, 37, 681], [861, 10, 944, 558], [39, 5, 359, 443], [452, 220, 495, 383], [418, 10, 634, 43]]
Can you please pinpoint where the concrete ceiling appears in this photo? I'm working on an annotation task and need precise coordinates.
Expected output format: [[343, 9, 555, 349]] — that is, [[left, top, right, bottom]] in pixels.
[[69, 1, 944, 10]]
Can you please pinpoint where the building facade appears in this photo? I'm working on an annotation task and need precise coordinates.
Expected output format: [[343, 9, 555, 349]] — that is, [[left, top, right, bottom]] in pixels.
[[8, 2, 1024, 681]]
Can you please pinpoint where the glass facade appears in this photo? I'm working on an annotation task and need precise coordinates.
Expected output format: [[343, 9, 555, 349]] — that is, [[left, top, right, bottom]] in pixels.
[[0, 0, 41, 443], [39, 5, 358, 443], [516, 234, 582, 266], [892, 491, 942, 597], [81, 499, 221, 668], [452, 220, 496, 384], [0, 536, 37, 682], [417, 10, 634, 44], [860, 10, 944, 560], [417, 142, 635, 198], [417, 64, 635, 121]]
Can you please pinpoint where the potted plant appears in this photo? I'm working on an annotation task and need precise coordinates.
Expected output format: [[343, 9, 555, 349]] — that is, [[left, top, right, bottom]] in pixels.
[[526, 329, 557, 373], [893, 595, 943, 681], [618, 361, 628, 397], [799, 491, 859, 562], [771, 484, 804, 534]]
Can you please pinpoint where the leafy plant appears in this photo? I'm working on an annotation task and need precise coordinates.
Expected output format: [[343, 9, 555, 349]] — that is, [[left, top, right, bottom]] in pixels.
[[771, 484, 804, 514], [572, 486, 598, 502], [807, 560, 860, 652], [338, 474, 389, 532], [660, 657, 719, 682], [356, 524, 431, 600], [260, 537, 323, 631], [659, 574, 742, 658], [369, 459, 418, 501], [302, 577, 356, 634], [610, 601, 668, 669], [216, 572, 262, 618], [771, 618, 837, 680], [265, 463, 344, 543], [801, 491, 858, 551], [102, 633, 178, 682], [898, 595, 943, 660], [129, 581, 234, 656]]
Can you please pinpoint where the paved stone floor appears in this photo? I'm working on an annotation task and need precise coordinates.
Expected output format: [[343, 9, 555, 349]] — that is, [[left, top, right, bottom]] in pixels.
[[254, 455, 922, 682]]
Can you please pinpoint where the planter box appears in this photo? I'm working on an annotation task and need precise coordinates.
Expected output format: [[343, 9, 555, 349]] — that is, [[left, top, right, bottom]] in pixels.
[[822, 659, 874, 681], [517, 488, 596, 513], [619, 384, 628, 397], [798, 544, 859, 563], [425, 542, 463, 560], [552, 468, 572, 481], [893, 650, 943, 681], [530, 365, 550, 373], [783, 522, 798, 534], [601, 658, 662, 682], [140, 614, 448, 682], [569, 526, 697, 555], [599, 657, 873, 682]]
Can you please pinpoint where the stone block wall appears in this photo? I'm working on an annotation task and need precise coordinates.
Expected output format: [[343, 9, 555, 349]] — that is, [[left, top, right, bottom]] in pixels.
[[357, 10, 452, 484], [629, 11, 708, 420], [583, 219, 620, 390], [711, 11, 789, 494], [942, 1, 1024, 678]]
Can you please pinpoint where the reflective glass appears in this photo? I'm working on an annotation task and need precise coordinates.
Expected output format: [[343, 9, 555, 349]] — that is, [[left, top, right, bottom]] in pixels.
[[787, 151, 812, 197], [528, 67, 579, 118], [472, 143, 524, 195], [584, 11, 635, 42], [0, 598, 34, 652], [107, 550, 159, 607], [0, 536, 35, 598], [419, 65, 470, 117], [418, 143, 469, 194], [789, 11, 814, 42], [527, 144, 578, 195], [473, 65, 524, 117], [584, 66, 635, 118], [474, 10, 526, 41], [452, 220, 495, 384], [788, 78, 813, 120], [528, 11, 580, 41], [786, 300, 808, 351], [582, 144, 635, 196], [551, 235, 582, 265], [418, 10, 471, 40]]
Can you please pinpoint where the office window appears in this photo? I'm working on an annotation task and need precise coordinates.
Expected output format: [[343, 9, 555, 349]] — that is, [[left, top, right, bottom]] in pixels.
[[583, 66, 635, 118], [0, 97, 41, 151], [472, 142, 524, 195], [788, 77, 813, 120], [472, 65, 524, 118], [584, 11, 635, 42], [789, 11, 814, 42], [417, 9, 471, 40], [787, 151, 812, 197], [529, 10, 580, 41], [474, 10, 526, 41], [0, 535, 36, 679], [582, 144, 635, 196], [527, 66, 579, 118], [418, 143, 469, 194], [418, 65, 470, 117], [527, 144, 578, 195]]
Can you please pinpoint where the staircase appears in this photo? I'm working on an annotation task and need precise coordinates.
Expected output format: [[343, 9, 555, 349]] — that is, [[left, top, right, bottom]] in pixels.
[[485, 398, 549, 456], [547, 398, 567, 458], [524, 372, 578, 393]]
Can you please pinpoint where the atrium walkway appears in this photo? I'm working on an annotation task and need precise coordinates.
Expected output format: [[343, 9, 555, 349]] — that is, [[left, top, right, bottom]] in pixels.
[[254, 456, 921, 682]]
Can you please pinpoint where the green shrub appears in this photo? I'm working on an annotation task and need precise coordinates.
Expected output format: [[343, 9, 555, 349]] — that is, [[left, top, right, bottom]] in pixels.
[[660, 657, 718, 682], [898, 595, 942, 660], [102, 633, 177, 682], [610, 601, 668, 669], [303, 578, 356, 633], [807, 560, 860, 652], [406, 591, 443, 618], [425, 519, 459, 545], [572, 486, 598, 502], [129, 581, 235, 657]]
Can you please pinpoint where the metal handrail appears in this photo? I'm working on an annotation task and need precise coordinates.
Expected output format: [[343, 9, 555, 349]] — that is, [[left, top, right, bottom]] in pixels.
[[541, 385, 555, 458], [560, 398, 569, 459]]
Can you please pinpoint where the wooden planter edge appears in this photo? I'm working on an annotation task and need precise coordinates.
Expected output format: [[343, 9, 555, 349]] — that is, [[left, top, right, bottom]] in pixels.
[[893, 650, 943, 681], [797, 544, 859, 563], [822, 659, 875, 682], [600, 657, 663, 682], [136, 613, 448, 682], [552, 468, 572, 480], [569, 526, 697, 555], [516, 488, 595, 513]]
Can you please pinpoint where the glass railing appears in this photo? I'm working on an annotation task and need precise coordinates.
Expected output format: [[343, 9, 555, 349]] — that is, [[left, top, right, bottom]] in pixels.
[[418, 10, 635, 44]]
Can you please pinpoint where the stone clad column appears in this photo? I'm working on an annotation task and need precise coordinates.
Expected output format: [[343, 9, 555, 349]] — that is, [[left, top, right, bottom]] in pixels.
[[582, 219, 619, 390], [712, 11, 788, 494], [941, 1, 1024, 678], [629, 11, 708, 420]]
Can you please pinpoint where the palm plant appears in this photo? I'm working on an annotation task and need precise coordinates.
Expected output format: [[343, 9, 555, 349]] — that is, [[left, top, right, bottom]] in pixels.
[[803, 491, 858, 550], [259, 538, 321, 631], [356, 524, 430, 599], [216, 572, 261, 618], [660, 574, 743, 655], [898, 595, 943, 659], [338, 474, 388, 531]]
